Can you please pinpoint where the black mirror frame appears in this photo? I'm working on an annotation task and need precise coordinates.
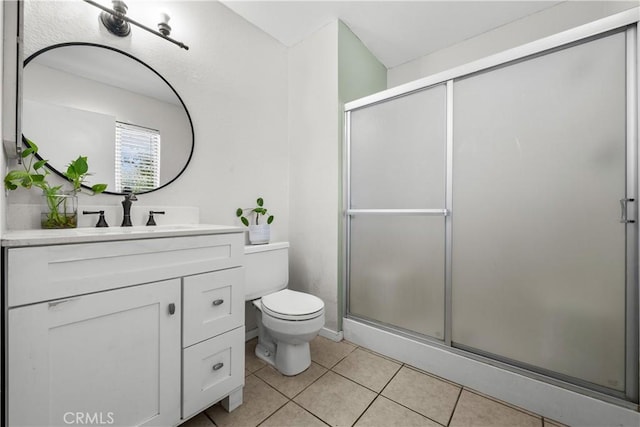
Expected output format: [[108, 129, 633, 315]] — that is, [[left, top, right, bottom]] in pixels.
[[22, 42, 195, 196]]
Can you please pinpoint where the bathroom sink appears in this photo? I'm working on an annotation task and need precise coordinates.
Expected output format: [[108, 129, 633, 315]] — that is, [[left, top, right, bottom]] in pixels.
[[72, 224, 206, 234]]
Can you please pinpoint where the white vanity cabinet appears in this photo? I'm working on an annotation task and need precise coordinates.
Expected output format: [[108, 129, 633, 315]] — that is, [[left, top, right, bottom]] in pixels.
[[9, 280, 182, 427], [182, 269, 245, 417], [2, 228, 245, 427]]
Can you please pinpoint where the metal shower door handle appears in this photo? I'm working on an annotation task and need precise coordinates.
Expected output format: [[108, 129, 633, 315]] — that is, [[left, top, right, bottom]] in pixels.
[[620, 198, 635, 223]]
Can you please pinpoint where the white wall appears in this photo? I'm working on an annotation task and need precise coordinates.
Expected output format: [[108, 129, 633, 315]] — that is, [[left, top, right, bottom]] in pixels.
[[288, 21, 341, 333], [388, 0, 639, 87], [1, 1, 6, 234], [0, 3, 4, 424], [10, 0, 289, 238], [288, 20, 386, 335]]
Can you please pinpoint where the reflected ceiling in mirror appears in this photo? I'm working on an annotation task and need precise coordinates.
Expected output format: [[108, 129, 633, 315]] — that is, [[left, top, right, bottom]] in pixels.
[[23, 43, 194, 195]]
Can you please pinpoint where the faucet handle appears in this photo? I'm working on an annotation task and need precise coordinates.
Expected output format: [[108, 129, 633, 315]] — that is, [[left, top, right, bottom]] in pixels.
[[146, 210, 165, 226], [83, 210, 109, 227]]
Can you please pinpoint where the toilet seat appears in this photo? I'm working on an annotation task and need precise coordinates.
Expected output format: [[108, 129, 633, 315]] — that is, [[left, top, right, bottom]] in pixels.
[[261, 289, 324, 321]]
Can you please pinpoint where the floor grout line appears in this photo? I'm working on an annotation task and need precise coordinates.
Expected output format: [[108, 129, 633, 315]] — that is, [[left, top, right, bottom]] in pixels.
[[251, 373, 289, 400], [295, 400, 332, 427], [335, 361, 452, 427], [222, 338, 551, 427], [204, 410, 218, 427], [378, 362, 404, 393], [349, 363, 402, 427], [329, 367, 385, 395], [446, 385, 464, 426], [254, 366, 335, 426], [349, 395, 377, 426], [292, 366, 332, 400], [462, 387, 545, 423], [255, 397, 290, 427]]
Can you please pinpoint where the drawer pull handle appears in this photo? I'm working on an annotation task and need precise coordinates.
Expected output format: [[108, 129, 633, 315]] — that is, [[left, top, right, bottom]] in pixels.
[[48, 297, 79, 309], [212, 362, 224, 371], [168, 303, 176, 315], [212, 299, 224, 306]]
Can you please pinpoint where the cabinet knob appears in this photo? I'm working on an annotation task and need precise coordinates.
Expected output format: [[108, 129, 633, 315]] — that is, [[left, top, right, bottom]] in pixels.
[[168, 303, 176, 315], [212, 362, 224, 371], [212, 299, 224, 306]]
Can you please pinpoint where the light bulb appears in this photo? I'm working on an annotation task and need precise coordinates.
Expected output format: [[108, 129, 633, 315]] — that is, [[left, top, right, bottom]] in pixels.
[[157, 11, 171, 36]]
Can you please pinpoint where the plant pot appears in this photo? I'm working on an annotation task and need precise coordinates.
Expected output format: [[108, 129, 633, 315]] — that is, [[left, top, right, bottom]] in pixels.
[[248, 224, 270, 245], [41, 192, 78, 229]]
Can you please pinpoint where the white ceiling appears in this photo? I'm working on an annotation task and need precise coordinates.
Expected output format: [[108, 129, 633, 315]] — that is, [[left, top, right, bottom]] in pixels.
[[220, 0, 563, 68]]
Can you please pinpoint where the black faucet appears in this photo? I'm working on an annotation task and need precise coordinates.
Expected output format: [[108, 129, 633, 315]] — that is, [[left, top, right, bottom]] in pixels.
[[121, 192, 138, 226], [146, 210, 165, 226], [83, 210, 109, 227]]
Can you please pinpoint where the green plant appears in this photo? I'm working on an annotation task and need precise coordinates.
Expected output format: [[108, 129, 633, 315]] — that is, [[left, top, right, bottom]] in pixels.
[[236, 197, 274, 227], [64, 155, 108, 195], [4, 139, 107, 228]]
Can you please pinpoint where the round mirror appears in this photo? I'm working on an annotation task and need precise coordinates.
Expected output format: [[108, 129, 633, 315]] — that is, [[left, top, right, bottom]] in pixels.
[[22, 42, 194, 195]]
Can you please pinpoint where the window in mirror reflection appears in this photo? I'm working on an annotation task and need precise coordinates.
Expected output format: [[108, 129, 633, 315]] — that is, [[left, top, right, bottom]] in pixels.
[[23, 43, 194, 195], [115, 122, 161, 193]]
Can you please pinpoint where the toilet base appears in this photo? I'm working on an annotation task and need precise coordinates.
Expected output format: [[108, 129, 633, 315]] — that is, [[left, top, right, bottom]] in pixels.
[[255, 342, 276, 367], [275, 342, 311, 376], [255, 341, 312, 376], [252, 297, 322, 376]]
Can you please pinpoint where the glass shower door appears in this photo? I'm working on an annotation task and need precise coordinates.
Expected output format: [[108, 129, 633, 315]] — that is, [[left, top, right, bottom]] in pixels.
[[451, 32, 630, 392], [348, 84, 447, 339]]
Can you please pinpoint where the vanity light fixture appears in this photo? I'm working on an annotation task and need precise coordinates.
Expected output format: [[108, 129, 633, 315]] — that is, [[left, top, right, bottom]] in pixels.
[[157, 11, 171, 37], [99, 0, 130, 37], [84, 0, 189, 50]]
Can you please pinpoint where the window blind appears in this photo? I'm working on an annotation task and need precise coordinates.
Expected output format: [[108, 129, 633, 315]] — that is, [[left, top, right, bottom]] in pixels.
[[115, 122, 161, 193]]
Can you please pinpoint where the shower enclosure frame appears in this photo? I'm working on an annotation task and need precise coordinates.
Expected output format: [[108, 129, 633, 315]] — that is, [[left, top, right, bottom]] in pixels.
[[343, 8, 640, 408]]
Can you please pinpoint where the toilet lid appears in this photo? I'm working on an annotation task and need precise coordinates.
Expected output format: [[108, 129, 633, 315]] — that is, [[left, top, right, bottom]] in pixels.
[[261, 289, 324, 320]]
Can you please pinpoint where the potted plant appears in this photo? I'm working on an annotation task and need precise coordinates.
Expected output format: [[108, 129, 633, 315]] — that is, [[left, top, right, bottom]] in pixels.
[[236, 197, 274, 244], [4, 139, 107, 229]]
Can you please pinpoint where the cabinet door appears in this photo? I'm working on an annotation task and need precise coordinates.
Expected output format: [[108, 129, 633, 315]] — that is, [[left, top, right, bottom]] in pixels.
[[183, 268, 244, 347], [9, 279, 181, 427], [183, 326, 245, 419]]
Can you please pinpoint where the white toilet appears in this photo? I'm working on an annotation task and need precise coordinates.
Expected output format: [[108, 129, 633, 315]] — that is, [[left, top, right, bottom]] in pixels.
[[245, 242, 325, 376]]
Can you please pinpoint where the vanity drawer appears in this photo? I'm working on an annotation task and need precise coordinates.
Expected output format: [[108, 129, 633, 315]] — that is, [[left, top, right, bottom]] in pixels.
[[6, 233, 244, 307], [182, 326, 244, 419], [183, 268, 244, 347]]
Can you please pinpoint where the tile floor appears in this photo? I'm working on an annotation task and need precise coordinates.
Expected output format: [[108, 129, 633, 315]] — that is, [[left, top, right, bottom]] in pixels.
[[180, 336, 567, 427]]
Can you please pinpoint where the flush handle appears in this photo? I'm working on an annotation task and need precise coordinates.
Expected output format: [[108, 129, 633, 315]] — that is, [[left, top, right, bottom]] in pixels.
[[168, 303, 176, 315], [620, 198, 636, 223], [212, 362, 224, 371], [212, 299, 224, 306]]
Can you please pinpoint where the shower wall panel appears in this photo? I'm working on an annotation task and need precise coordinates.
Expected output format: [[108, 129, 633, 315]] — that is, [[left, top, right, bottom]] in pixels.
[[451, 32, 627, 391], [349, 85, 447, 339], [350, 86, 446, 209], [346, 23, 636, 400], [349, 216, 445, 338]]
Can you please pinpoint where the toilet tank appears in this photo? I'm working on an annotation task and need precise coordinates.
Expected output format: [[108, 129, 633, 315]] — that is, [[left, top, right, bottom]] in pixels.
[[244, 241, 289, 301]]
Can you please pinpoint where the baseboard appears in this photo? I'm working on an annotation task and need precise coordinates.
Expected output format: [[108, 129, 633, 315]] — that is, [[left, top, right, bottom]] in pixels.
[[246, 326, 342, 342], [319, 327, 343, 342], [245, 327, 258, 342], [343, 318, 640, 427]]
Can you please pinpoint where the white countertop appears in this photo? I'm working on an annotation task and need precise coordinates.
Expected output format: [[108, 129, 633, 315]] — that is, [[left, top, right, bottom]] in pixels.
[[1, 224, 244, 247]]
